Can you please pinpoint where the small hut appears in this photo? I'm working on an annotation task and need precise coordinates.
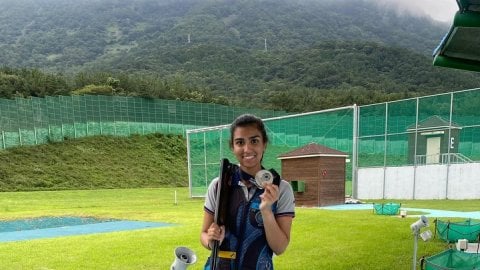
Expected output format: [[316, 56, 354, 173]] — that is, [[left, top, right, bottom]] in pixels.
[[407, 115, 461, 164], [278, 143, 348, 207]]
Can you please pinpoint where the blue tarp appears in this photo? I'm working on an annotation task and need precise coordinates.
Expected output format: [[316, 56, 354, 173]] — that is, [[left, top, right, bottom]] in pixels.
[[0, 217, 171, 242]]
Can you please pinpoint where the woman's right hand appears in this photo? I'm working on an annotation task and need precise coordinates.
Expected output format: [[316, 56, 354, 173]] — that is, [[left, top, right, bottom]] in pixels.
[[207, 223, 225, 245]]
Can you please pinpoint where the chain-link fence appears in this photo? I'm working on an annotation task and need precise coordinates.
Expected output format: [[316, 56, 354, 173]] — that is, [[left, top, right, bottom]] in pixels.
[[358, 88, 480, 168], [187, 88, 480, 198], [2, 89, 479, 198], [187, 106, 356, 197]]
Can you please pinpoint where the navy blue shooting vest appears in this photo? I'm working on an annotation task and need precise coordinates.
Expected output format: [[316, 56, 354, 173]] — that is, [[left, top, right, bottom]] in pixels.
[[205, 168, 277, 270]]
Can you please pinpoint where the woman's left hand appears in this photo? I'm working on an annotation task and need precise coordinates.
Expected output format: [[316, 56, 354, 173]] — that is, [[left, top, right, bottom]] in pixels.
[[259, 183, 279, 211]]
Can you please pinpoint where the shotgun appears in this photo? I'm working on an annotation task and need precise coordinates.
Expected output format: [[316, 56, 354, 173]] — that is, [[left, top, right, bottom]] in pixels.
[[210, 158, 235, 270]]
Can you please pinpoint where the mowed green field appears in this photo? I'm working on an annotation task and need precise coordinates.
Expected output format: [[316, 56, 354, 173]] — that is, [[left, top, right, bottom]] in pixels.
[[1, 188, 477, 270]]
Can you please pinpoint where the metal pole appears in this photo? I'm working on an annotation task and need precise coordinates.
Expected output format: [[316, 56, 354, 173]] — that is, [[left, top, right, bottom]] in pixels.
[[383, 102, 388, 199], [32, 98, 38, 145], [413, 232, 418, 270], [412, 97, 420, 199], [186, 130, 192, 198], [2, 131, 5, 149], [445, 92, 454, 199], [18, 128, 22, 146], [174, 190, 178, 206], [72, 96, 76, 139], [204, 132, 208, 190], [34, 127, 38, 145], [352, 104, 358, 199]]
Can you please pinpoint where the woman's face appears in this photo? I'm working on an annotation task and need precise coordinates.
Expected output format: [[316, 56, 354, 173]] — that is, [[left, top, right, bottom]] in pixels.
[[232, 125, 266, 175]]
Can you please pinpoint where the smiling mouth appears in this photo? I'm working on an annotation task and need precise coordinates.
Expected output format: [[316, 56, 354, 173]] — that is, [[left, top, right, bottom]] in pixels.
[[243, 154, 256, 160]]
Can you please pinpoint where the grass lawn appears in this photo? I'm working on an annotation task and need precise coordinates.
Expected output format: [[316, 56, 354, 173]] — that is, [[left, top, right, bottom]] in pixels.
[[0, 188, 478, 269]]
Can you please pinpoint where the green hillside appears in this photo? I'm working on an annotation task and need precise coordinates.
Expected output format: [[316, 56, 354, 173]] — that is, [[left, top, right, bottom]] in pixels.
[[0, 134, 188, 191], [3, 40, 480, 112]]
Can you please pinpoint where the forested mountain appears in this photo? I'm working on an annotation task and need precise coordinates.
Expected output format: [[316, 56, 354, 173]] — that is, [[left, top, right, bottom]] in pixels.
[[0, 0, 448, 69], [0, 0, 479, 112]]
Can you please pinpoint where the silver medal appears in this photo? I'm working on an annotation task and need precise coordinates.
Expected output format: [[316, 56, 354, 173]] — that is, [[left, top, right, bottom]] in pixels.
[[254, 170, 273, 189]]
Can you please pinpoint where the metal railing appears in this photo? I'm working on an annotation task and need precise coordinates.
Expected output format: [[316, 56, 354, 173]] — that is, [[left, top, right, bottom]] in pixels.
[[415, 153, 473, 165]]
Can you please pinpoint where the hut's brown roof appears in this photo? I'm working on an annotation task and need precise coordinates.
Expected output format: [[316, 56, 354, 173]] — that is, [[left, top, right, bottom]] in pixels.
[[278, 143, 348, 159]]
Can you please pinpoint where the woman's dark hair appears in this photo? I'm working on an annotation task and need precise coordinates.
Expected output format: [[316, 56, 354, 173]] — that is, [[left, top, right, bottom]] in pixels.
[[229, 114, 269, 148]]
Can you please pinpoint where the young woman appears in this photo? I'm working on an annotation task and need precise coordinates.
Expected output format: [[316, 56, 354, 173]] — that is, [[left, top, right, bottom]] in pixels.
[[200, 114, 295, 270]]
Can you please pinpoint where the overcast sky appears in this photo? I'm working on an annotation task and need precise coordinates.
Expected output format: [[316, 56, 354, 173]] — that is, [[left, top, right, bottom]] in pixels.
[[381, 0, 459, 23]]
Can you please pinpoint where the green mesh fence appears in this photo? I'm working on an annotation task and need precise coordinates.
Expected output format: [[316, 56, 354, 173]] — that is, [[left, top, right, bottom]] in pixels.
[[188, 88, 480, 198], [373, 202, 401, 215], [187, 106, 355, 197], [3, 89, 480, 198], [358, 88, 480, 167], [422, 249, 480, 270], [0, 95, 286, 149], [435, 219, 480, 243]]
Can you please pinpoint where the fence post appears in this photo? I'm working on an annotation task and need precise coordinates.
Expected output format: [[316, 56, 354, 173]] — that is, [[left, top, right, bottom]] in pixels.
[[412, 97, 420, 200], [382, 103, 388, 199], [352, 104, 359, 199], [18, 128, 22, 146], [2, 131, 5, 149], [34, 126, 38, 145]]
